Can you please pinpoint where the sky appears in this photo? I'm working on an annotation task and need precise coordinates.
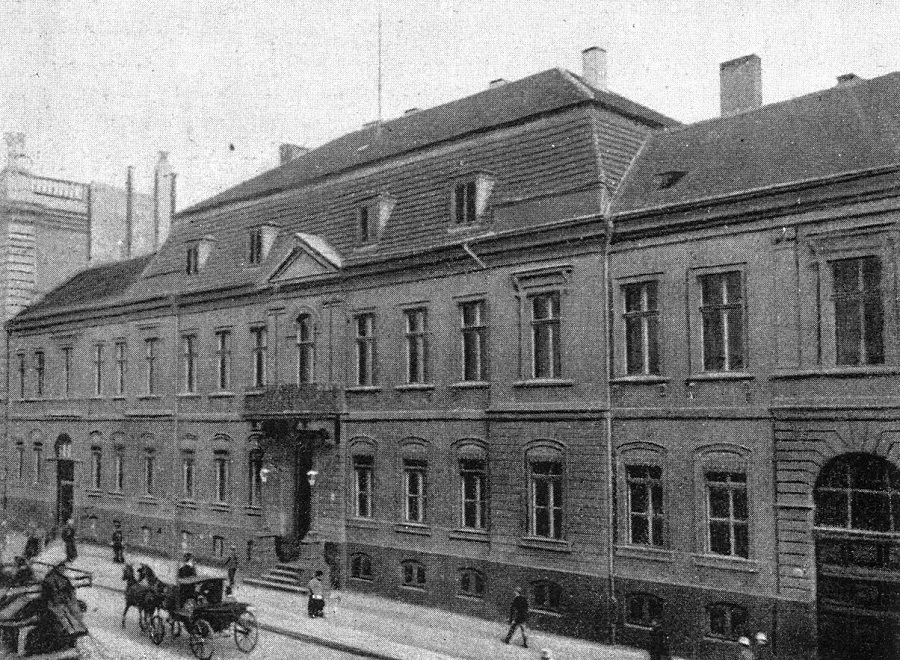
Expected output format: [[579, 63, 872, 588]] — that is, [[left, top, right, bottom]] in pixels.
[[1, 0, 899, 207]]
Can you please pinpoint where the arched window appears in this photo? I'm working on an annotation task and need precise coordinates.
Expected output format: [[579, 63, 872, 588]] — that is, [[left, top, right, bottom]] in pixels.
[[350, 553, 373, 581], [401, 560, 426, 589], [706, 602, 747, 641], [526, 443, 564, 540], [296, 313, 316, 384], [815, 453, 900, 532], [625, 593, 664, 628], [456, 442, 487, 530], [458, 568, 485, 598], [55, 433, 72, 459], [531, 580, 562, 612]]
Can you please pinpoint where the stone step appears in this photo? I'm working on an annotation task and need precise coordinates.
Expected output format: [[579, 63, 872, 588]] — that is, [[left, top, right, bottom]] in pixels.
[[242, 577, 308, 594]]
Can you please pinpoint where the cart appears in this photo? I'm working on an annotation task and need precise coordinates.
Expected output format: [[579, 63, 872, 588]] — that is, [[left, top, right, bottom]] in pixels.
[[149, 575, 258, 660]]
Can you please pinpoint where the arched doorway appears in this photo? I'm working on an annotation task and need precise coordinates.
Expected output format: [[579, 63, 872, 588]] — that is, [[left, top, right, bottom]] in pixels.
[[54, 434, 74, 527], [814, 453, 900, 660]]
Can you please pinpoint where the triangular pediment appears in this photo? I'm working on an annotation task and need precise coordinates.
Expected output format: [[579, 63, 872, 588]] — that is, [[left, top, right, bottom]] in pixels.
[[270, 233, 342, 283]]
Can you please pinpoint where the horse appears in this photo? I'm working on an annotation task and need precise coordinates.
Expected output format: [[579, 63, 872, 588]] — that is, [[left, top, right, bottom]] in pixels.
[[121, 563, 155, 629], [139, 564, 181, 636]]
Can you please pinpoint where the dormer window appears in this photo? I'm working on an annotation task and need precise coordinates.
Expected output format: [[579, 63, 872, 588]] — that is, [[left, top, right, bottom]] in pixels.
[[186, 236, 215, 274], [356, 194, 396, 246], [452, 173, 494, 225], [247, 224, 279, 266]]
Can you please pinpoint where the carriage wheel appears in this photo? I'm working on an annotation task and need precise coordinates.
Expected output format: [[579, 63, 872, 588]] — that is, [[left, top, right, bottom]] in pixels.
[[188, 618, 215, 660], [234, 611, 259, 653], [149, 614, 165, 645]]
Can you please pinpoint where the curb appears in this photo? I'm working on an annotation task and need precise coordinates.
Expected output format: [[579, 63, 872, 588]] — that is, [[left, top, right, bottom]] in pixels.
[[91, 581, 405, 660]]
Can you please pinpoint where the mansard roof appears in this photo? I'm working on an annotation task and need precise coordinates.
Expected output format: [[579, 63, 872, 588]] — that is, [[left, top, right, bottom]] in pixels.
[[612, 71, 900, 217]]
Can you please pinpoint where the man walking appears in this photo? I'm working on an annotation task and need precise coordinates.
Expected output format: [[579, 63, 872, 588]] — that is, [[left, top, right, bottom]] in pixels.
[[111, 520, 124, 563], [224, 545, 239, 592], [503, 587, 529, 647], [307, 569, 325, 617], [61, 517, 77, 562]]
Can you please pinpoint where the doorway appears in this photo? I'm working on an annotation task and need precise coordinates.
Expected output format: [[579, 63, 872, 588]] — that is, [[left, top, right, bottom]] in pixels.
[[54, 434, 74, 527]]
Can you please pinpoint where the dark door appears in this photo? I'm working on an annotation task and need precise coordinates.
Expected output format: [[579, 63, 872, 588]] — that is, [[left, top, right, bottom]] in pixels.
[[56, 459, 74, 526], [293, 441, 313, 541]]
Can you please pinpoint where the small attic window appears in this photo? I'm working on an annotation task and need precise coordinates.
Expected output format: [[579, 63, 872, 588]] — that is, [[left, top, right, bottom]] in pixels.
[[247, 224, 279, 265], [186, 237, 215, 274], [356, 194, 396, 246], [452, 173, 495, 225], [655, 171, 687, 190]]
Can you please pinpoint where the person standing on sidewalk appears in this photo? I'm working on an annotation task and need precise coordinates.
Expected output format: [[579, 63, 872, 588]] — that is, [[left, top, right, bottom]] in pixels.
[[23, 521, 40, 560], [738, 636, 755, 660], [503, 587, 529, 647], [61, 518, 77, 562], [111, 520, 124, 563], [648, 619, 671, 660], [307, 570, 325, 617], [224, 544, 239, 592]]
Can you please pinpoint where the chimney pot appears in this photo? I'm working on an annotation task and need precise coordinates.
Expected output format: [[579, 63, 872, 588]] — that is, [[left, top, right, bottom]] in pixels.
[[837, 73, 863, 86], [488, 78, 508, 89], [720, 54, 762, 116], [279, 143, 309, 165], [581, 46, 608, 91]]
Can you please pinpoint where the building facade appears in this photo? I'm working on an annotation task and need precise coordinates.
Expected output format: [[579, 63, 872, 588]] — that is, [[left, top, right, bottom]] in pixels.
[[6, 51, 900, 660]]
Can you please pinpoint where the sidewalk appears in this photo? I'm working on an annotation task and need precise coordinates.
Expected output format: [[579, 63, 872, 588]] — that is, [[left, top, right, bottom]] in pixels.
[[4, 532, 648, 660]]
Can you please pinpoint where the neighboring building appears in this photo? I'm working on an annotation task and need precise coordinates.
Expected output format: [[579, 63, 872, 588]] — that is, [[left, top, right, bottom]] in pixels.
[[5, 49, 900, 660]]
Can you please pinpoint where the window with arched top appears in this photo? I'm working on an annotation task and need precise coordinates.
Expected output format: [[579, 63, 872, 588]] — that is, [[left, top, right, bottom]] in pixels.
[[55, 433, 72, 459], [350, 553, 373, 581], [815, 453, 900, 532], [296, 313, 316, 384], [458, 568, 485, 598], [400, 560, 426, 589], [526, 442, 565, 540], [456, 441, 487, 530]]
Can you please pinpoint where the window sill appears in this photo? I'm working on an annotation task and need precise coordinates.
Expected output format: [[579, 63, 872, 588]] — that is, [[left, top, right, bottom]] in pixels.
[[399, 584, 428, 592], [610, 375, 670, 385], [346, 386, 382, 393], [347, 517, 380, 530], [771, 365, 900, 379], [244, 506, 262, 516], [686, 372, 754, 383], [177, 392, 202, 399], [209, 391, 236, 398], [209, 502, 232, 513], [107, 491, 125, 498], [518, 537, 571, 552], [178, 500, 199, 509], [449, 528, 490, 543], [85, 489, 103, 498], [691, 553, 759, 573], [449, 381, 490, 390], [512, 379, 574, 388], [394, 523, 432, 536], [138, 496, 159, 505], [531, 608, 564, 618], [111, 396, 126, 401], [615, 544, 675, 562], [447, 222, 488, 235], [394, 383, 436, 392], [136, 395, 161, 401]]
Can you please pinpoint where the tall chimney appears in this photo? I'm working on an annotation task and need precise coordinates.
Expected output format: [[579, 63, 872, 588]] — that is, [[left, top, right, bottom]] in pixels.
[[581, 46, 607, 91], [125, 166, 134, 258], [720, 54, 762, 116], [279, 143, 308, 165], [153, 151, 173, 250]]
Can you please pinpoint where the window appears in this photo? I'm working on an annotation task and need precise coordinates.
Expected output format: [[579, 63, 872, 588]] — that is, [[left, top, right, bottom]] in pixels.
[[247, 448, 262, 507], [33, 443, 43, 484], [56, 435, 72, 459], [115, 341, 127, 396], [34, 351, 45, 397], [215, 330, 232, 391], [16, 443, 24, 482], [530, 292, 561, 378], [626, 465, 664, 547], [17, 354, 25, 399], [186, 243, 200, 274], [144, 338, 158, 395], [214, 451, 230, 503], [401, 560, 426, 589], [454, 180, 477, 225], [182, 451, 195, 499], [213, 536, 224, 558], [250, 326, 267, 388], [623, 281, 660, 375], [707, 603, 748, 641], [144, 451, 155, 496], [296, 314, 315, 384], [353, 455, 374, 518], [815, 453, 900, 532], [90, 447, 102, 490], [460, 300, 486, 381], [114, 450, 124, 493], [358, 205, 375, 243], [699, 271, 744, 371], [404, 308, 428, 384], [350, 553, 373, 581], [248, 227, 263, 265], [458, 568, 485, 598], [93, 344, 104, 396], [354, 313, 375, 386], [460, 458, 487, 529], [141, 526, 151, 546], [62, 347, 72, 398], [532, 580, 562, 612], [530, 458, 563, 539], [403, 459, 427, 523], [182, 334, 197, 393], [832, 257, 884, 366], [706, 471, 749, 558], [626, 593, 665, 628]]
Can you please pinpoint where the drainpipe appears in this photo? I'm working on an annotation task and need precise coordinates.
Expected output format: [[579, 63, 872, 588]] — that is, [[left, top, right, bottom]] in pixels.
[[170, 295, 182, 576], [462, 242, 487, 270], [602, 205, 617, 644]]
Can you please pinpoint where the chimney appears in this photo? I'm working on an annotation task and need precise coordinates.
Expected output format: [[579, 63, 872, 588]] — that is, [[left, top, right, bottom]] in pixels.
[[581, 47, 607, 91], [720, 54, 762, 116], [279, 143, 308, 165], [488, 78, 508, 89], [837, 73, 863, 87], [153, 151, 173, 250], [4, 132, 28, 172], [125, 166, 134, 258]]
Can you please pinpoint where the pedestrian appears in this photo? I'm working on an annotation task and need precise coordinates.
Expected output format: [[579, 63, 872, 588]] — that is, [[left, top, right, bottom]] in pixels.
[[178, 553, 197, 579], [754, 632, 771, 660], [23, 522, 41, 560], [224, 544, 239, 591], [61, 517, 77, 562], [540, 649, 554, 660], [648, 618, 671, 660], [503, 587, 529, 648], [738, 636, 755, 660], [111, 520, 124, 563], [307, 569, 325, 617]]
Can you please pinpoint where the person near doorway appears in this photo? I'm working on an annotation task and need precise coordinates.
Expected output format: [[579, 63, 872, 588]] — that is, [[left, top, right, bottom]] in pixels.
[[178, 553, 197, 579], [649, 618, 671, 660], [503, 587, 529, 647], [224, 545, 239, 592], [307, 570, 325, 617], [61, 518, 77, 562], [738, 636, 755, 660], [23, 522, 41, 560], [111, 521, 124, 563]]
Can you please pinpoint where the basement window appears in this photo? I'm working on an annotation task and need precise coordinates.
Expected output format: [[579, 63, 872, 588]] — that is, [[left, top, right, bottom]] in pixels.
[[655, 171, 687, 189]]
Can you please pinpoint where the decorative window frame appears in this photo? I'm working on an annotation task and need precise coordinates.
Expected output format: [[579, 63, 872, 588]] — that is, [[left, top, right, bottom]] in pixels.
[[452, 439, 489, 534], [348, 437, 377, 520], [398, 438, 429, 529], [511, 265, 573, 385], [612, 273, 666, 380], [523, 440, 567, 544], [616, 441, 670, 555], [293, 308, 318, 385], [687, 263, 749, 377]]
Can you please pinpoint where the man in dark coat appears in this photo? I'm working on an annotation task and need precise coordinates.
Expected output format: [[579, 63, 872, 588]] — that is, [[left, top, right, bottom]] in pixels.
[[23, 522, 41, 560], [61, 518, 77, 562], [111, 521, 124, 563], [503, 587, 529, 647], [649, 619, 671, 660], [224, 545, 239, 592], [178, 553, 197, 579]]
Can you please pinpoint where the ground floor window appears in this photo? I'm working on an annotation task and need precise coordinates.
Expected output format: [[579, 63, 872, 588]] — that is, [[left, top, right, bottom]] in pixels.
[[625, 593, 664, 628], [351, 553, 373, 581], [531, 580, 562, 612], [458, 568, 485, 599], [401, 560, 426, 589], [706, 602, 747, 641]]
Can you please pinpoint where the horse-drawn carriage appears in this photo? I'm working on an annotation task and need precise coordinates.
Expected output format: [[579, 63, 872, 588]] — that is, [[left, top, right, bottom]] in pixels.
[[125, 566, 258, 660], [0, 560, 91, 659]]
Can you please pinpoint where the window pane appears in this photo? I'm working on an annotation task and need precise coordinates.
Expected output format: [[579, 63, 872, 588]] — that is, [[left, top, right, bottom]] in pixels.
[[625, 317, 643, 374], [732, 488, 748, 520], [864, 293, 884, 364], [651, 483, 663, 514], [733, 523, 749, 558], [835, 299, 861, 366], [726, 308, 744, 369], [816, 490, 849, 527], [631, 516, 649, 544], [646, 316, 660, 374], [709, 521, 731, 555], [852, 492, 891, 532], [708, 486, 731, 518], [702, 310, 725, 371], [629, 482, 648, 513], [651, 518, 664, 546]]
